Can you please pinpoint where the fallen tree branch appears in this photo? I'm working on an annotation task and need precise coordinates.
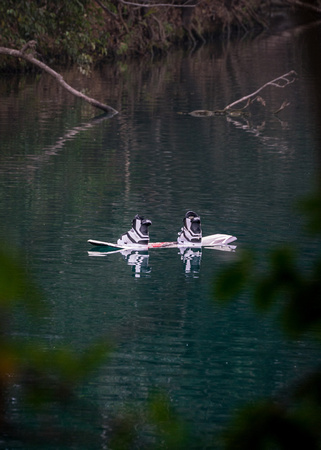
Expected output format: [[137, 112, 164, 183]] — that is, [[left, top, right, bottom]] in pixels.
[[0, 44, 118, 115], [188, 72, 297, 118], [224, 70, 298, 111]]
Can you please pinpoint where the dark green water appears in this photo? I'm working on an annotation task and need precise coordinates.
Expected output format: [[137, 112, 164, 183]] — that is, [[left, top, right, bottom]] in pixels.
[[0, 22, 320, 447]]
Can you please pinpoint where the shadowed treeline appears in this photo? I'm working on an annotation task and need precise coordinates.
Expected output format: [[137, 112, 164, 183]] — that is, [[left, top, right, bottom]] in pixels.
[[0, 0, 292, 69], [213, 11, 321, 450]]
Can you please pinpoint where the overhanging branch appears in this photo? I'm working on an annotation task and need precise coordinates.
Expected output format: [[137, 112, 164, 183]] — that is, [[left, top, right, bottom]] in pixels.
[[0, 44, 118, 115]]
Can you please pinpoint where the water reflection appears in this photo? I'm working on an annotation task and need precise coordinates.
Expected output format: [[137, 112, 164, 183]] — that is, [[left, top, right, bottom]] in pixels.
[[0, 21, 319, 444], [0, 111, 114, 182], [42, 112, 114, 152], [179, 247, 202, 277], [120, 249, 151, 278], [88, 244, 235, 277]]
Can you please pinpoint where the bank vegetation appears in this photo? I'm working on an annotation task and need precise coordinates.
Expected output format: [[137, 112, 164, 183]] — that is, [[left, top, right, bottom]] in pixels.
[[1, 0, 320, 71]]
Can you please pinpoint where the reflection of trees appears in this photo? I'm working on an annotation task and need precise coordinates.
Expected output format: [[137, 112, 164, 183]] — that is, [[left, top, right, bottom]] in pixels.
[[0, 114, 113, 182], [0, 246, 113, 447], [0, 21, 313, 296], [0, 24, 311, 249], [214, 18, 321, 450], [1, 19, 321, 447]]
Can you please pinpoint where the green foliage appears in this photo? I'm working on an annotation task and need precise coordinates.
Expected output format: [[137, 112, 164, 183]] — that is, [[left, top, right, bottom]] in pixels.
[[0, 0, 111, 69], [222, 400, 320, 450], [147, 392, 190, 449], [214, 239, 321, 339], [0, 246, 41, 309], [213, 190, 321, 448], [299, 192, 321, 235], [0, 247, 190, 448], [106, 392, 190, 449], [220, 364, 321, 449], [0, 245, 112, 446], [213, 250, 253, 302], [0, 0, 272, 69]]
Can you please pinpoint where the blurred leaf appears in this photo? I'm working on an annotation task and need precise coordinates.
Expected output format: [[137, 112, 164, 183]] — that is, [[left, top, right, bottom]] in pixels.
[[144, 8, 156, 18], [294, 368, 321, 404], [281, 279, 321, 338], [77, 340, 113, 377], [0, 342, 18, 377], [107, 415, 138, 450], [222, 401, 318, 450], [298, 194, 321, 235], [0, 246, 44, 314], [253, 247, 300, 311], [22, 340, 112, 383], [148, 392, 190, 449], [213, 251, 254, 303], [253, 276, 280, 311], [269, 247, 298, 283], [0, 338, 113, 410]]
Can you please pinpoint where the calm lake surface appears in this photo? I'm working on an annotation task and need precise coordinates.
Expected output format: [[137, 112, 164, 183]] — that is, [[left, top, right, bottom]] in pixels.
[[1, 20, 321, 447]]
